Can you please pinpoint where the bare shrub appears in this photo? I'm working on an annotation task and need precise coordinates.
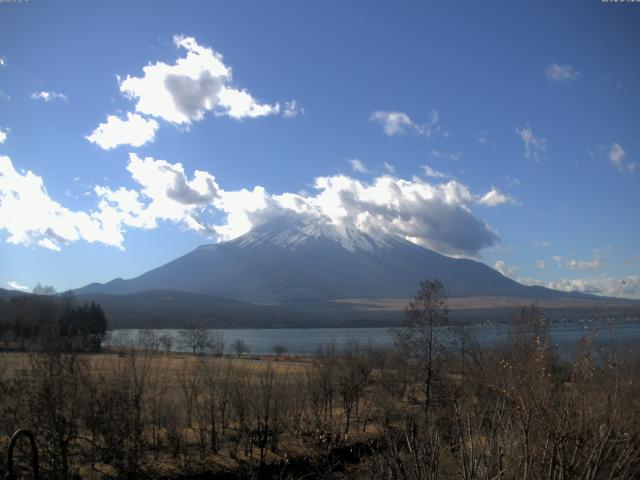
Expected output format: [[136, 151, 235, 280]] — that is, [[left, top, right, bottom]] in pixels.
[[27, 350, 89, 480]]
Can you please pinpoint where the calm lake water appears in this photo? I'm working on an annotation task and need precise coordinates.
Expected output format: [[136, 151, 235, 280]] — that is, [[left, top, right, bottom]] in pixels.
[[109, 320, 640, 355]]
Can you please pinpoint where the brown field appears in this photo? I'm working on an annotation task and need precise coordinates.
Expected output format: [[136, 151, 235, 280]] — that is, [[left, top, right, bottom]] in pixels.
[[1, 309, 640, 480], [0, 347, 383, 479], [333, 295, 640, 311]]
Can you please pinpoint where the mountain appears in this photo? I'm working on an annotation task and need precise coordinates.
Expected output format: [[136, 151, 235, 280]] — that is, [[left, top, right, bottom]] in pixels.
[[0, 287, 13, 299], [77, 215, 581, 305], [0, 287, 31, 300]]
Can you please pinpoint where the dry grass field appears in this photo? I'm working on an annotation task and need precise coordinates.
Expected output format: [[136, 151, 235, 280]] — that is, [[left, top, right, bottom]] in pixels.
[[0, 346, 384, 479], [333, 295, 640, 311], [2, 304, 640, 479]]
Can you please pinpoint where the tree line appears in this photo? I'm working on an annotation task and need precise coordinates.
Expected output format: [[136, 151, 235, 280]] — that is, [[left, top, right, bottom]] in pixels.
[[0, 286, 108, 352]]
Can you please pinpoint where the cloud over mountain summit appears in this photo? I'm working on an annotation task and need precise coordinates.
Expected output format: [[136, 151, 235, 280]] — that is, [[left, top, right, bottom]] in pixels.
[[1, 152, 508, 257]]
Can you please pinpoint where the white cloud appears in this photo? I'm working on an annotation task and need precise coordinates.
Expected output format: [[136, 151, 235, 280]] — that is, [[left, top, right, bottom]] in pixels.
[[117, 35, 280, 124], [127, 156, 507, 256], [0, 129, 6, 144], [0, 152, 223, 252], [422, 165, 447, 179], [478, 188, 514, 207], [421, 168, 514, 206], [197, 174, 496, 256], [277, 175, 501, 256], [282, 100, 303, 118], [519, 277, 543, 287], [545, 63, 581, 82], [348, 159, 368, 173], [564, 251, 604, 270], [431, 149, 461, 161], [30, 91, 68, 102], [86, 113, 159, 149], [370, 111, 413, 136], [494, 260, 519, 278], [478, 131, 494, 147], [565, 259, 601, 270], [383, 162, 395, 174], [96, 153, 221, 234], [608, 142, 636, 173], [0, 57, 5, 67], [7, 280, 28, 291], [515, 125, 547, 161], [548, 275, 640, 299], [536, 260, 546, 269], [2, 152, 510, 257], [370, 110, 449, 138], [0, 155, 126, 251], [609, 143, 625, 169], [534, 240, 551, 248]]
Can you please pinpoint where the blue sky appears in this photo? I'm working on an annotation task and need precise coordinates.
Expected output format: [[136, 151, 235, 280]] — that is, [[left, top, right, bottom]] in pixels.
[[0, 0, 639, 298]]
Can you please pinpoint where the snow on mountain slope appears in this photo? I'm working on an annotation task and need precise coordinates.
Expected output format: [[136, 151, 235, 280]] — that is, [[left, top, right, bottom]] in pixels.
[[210, 215, 395, 253]]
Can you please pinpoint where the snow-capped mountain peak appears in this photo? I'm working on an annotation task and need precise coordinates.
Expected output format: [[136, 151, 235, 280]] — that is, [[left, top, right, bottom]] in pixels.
[[231, 215, 394, 253]]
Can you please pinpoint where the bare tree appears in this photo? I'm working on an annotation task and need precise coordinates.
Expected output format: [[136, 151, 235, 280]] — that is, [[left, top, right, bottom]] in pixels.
[[228, 368, 252, 457], [158, 333, 173, 355], [252, 365, 276, 463], [137, 329, 160, 353], [195, 356, 223, 453], [207, 330, 226, 356], [393, 279, 448, 415], [307, 341, 337, 430], [178, 359, 201, 430], [178, 322, 212, 355], [232, 338, 250, 357], [272, 344, 288, 356], [28, 350, 89, 480], [336, 340, 371, 433]]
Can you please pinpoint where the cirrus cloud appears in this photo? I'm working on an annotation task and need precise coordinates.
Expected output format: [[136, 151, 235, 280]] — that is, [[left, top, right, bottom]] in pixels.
[[30, 91, 68, 102], [545, 63, 581, 82], [608, 142, 636, 174], [370, 110, 450, 138], [422, 165, 448, 179], [348, 159, 368, 173], [515, 125, 547, 162], [431, 149, 461, 161]]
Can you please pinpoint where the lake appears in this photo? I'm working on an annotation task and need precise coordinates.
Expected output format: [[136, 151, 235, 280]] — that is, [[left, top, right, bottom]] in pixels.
[[109, 319, 640, 355]]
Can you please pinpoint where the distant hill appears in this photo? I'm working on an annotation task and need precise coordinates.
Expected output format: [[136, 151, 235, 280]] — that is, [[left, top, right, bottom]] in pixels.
[[74, 290, 404, 329], [0, 287, 30, 300], [72, 289, 640, 329]]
